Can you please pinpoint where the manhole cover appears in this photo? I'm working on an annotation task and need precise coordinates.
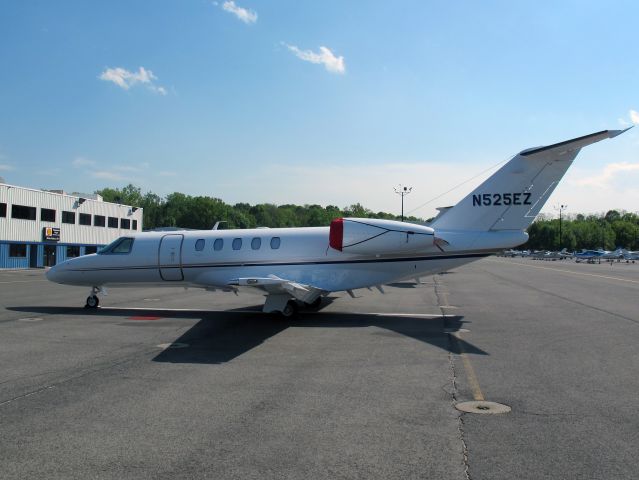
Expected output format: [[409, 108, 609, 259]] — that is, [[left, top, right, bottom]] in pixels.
[[455, 401, 511, 414], [156, 342, 189, 349]]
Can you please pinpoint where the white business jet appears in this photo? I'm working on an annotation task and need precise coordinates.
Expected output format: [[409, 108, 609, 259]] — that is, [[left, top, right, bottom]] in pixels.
[[46, 128, 629, 315]]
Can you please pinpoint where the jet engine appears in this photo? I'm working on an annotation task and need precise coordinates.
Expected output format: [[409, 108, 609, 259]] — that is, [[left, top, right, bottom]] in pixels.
[[329, 217, 442, 255]]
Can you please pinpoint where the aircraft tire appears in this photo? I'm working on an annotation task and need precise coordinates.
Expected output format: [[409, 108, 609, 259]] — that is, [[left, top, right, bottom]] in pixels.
[[85, 295, 99, 309], [281, 301, 298, 318]]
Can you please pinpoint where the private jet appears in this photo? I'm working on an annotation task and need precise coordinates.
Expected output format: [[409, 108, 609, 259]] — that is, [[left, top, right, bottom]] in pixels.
[[46, 128, 630, 315]]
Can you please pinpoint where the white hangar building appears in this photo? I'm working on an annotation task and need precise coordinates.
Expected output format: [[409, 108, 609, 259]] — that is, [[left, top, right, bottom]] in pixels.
[[0, 182, 143, 269]]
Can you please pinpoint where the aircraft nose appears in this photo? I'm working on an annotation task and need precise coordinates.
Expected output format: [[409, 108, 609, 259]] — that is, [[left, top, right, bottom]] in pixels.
[[46, 265, 61, 283]]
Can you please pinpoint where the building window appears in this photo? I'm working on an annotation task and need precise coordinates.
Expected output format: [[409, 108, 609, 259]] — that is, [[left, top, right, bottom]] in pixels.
[[120, 218, 130, 229], [62, 211, 75, 224], [232, 238, 242, 250], [0, 203, 6, 217], [251, 237, 261, 250], [195, 239, 205, 251], [94, 215, 105, 227], [41, 208, 56, 222], [84, 246, 98, 254], [11, 204, 36, 220], [108, 217, 118, 228], [270, 237, 281, 249], [132, 220, 138, 230], [9, 244, 27, 257], [79, 213, 91, 226], [213, 239, 223, 251], [66, 246, 80, 258]]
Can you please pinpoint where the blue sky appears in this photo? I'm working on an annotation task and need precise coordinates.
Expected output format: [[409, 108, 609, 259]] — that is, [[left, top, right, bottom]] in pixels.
[[1, 0, 637, 218]]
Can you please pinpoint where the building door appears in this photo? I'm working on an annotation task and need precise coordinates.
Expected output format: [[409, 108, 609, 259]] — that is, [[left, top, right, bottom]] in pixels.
[[29, 245, 38, 268], [43, 245, 56, 267], [158, 234, 184, 281]]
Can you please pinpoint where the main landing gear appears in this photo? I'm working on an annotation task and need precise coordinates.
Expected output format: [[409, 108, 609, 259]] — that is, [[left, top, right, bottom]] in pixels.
[[85, 286, 104, 309]]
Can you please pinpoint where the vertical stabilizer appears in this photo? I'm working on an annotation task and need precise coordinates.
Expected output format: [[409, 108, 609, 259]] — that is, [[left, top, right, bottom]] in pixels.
[[432, 129, 630, 232]]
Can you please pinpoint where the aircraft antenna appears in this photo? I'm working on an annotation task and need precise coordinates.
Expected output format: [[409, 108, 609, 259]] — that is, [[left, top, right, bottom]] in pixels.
[[406, 155, 510, 215]]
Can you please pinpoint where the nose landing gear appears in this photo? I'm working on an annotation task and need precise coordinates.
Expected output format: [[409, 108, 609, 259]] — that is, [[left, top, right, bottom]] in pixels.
[[84, 286, 105, 309]]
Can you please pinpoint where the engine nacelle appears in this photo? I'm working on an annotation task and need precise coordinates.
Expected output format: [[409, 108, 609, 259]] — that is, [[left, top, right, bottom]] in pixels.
[[329, 218, 436, 255]]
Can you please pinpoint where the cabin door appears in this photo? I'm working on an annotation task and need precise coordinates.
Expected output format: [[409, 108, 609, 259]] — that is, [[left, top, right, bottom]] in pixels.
[[158, 234, 184, 281]]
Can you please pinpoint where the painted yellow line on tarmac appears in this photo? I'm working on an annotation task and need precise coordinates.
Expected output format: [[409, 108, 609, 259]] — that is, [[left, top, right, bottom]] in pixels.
[[488, 259, 639, 285], [451, 331, 485, 402]]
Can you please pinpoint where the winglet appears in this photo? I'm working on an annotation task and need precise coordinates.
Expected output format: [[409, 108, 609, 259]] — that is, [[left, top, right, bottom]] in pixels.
[[610, 126, 633, 138]]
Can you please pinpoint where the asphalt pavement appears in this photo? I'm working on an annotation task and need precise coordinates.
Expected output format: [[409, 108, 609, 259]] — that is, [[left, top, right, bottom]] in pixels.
[[0, 257, 637, 479]]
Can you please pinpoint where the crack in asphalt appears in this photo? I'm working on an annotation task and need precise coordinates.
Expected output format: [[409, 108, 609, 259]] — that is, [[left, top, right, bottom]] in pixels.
[[435, 275, 472, 480]]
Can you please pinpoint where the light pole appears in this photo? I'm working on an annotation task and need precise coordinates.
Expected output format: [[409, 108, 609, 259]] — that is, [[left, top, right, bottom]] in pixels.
[[394, 185, 412, 222], [556, 204, 567, 250]]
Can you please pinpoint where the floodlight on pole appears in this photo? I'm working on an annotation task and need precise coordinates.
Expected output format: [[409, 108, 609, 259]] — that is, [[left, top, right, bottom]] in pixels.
[[394, 185, 413, 222]]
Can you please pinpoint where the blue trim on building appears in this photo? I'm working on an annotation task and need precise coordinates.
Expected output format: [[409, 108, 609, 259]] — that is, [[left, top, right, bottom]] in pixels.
[[0, 241, 106, 269]]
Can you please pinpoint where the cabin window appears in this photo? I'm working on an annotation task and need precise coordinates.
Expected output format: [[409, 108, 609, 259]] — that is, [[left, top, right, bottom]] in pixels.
[[66, 246, 80, 258], [195, 239, 205, 251], [251, 238, 261, 250], [94, 215, 106, 227], [232, 238, 242, 250], [0, 203, 6, 217], [270, 237, 281, 249], [11, 204, 36, 220], [9, 244, 27, 257], [84, 246, 98, 254], [62, 211, 75, 224], [98, 237, 134, 254], [41, 208, 56, 222], [79, 213, 92, 226], [108, 217, 118, 228], [120, 218, 130, 229], [213, 239, 223, 251], [132, 220, 138, 230]]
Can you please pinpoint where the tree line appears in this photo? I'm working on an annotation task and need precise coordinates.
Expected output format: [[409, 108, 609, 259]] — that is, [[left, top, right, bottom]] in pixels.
[[97, 185, 639, 251], [97, 184, 423, 230]]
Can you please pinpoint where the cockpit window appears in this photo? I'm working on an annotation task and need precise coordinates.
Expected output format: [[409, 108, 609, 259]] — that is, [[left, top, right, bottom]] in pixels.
[[98, 237, 135, 254]]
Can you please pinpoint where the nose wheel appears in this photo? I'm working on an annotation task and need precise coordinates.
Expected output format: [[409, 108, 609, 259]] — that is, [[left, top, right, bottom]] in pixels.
[[85, 295, 99, 309], [84, 286, 103, 309]]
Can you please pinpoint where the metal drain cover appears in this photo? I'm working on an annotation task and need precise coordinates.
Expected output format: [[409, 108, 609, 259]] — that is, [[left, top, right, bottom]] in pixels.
[[455, 401, 511, 414]]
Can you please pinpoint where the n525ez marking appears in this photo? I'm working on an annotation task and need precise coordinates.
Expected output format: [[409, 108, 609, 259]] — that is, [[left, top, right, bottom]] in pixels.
[[472, 192, 532, 207]]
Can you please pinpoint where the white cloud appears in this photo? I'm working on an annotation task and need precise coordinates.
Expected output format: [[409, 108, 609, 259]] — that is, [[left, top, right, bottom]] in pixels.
[[284, 44, 346, 74], [72, 157, 95, 167], [91, 170, 126, 181], [572, 162, 639, 188], [630, 109, 639, 125], [0, 163, 15, 171], [99, 66, 167, 95], [221, 1, 257, 24]]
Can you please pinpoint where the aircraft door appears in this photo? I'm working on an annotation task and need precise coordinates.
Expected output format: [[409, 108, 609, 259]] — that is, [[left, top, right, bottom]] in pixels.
[[159, 234, 184, 281]]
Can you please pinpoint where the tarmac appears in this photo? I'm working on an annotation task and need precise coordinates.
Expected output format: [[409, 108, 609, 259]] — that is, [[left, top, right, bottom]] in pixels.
[[1, 257, 638, 479]]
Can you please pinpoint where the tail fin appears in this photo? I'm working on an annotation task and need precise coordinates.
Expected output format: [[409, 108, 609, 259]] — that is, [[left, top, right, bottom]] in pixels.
[[432, 128, 630, 232]]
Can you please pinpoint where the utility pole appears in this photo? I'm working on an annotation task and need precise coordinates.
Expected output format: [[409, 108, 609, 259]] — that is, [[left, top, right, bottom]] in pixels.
[[394, 185, 412, 222]]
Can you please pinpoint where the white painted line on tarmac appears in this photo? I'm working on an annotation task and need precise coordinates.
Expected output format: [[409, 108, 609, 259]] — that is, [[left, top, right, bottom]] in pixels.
[[488, 259, 639, 285], [0, 279, 48, 284]]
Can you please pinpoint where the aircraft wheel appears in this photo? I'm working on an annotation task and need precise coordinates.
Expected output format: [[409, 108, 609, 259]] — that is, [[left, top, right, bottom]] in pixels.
[[85, 295, 99, 309], [281, 301, 298, 318]]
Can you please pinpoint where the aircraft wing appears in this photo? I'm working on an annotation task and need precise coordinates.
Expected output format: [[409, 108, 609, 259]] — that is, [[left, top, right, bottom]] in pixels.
[[227, 275, 325, 304]]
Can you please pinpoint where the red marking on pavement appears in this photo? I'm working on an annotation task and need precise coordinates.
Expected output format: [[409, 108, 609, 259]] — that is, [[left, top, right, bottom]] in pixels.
[[128, 315, 163, 321]]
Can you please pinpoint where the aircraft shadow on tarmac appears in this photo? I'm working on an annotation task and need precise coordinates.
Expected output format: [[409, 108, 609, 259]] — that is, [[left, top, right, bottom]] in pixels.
[[8, 304, 486, 364]]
